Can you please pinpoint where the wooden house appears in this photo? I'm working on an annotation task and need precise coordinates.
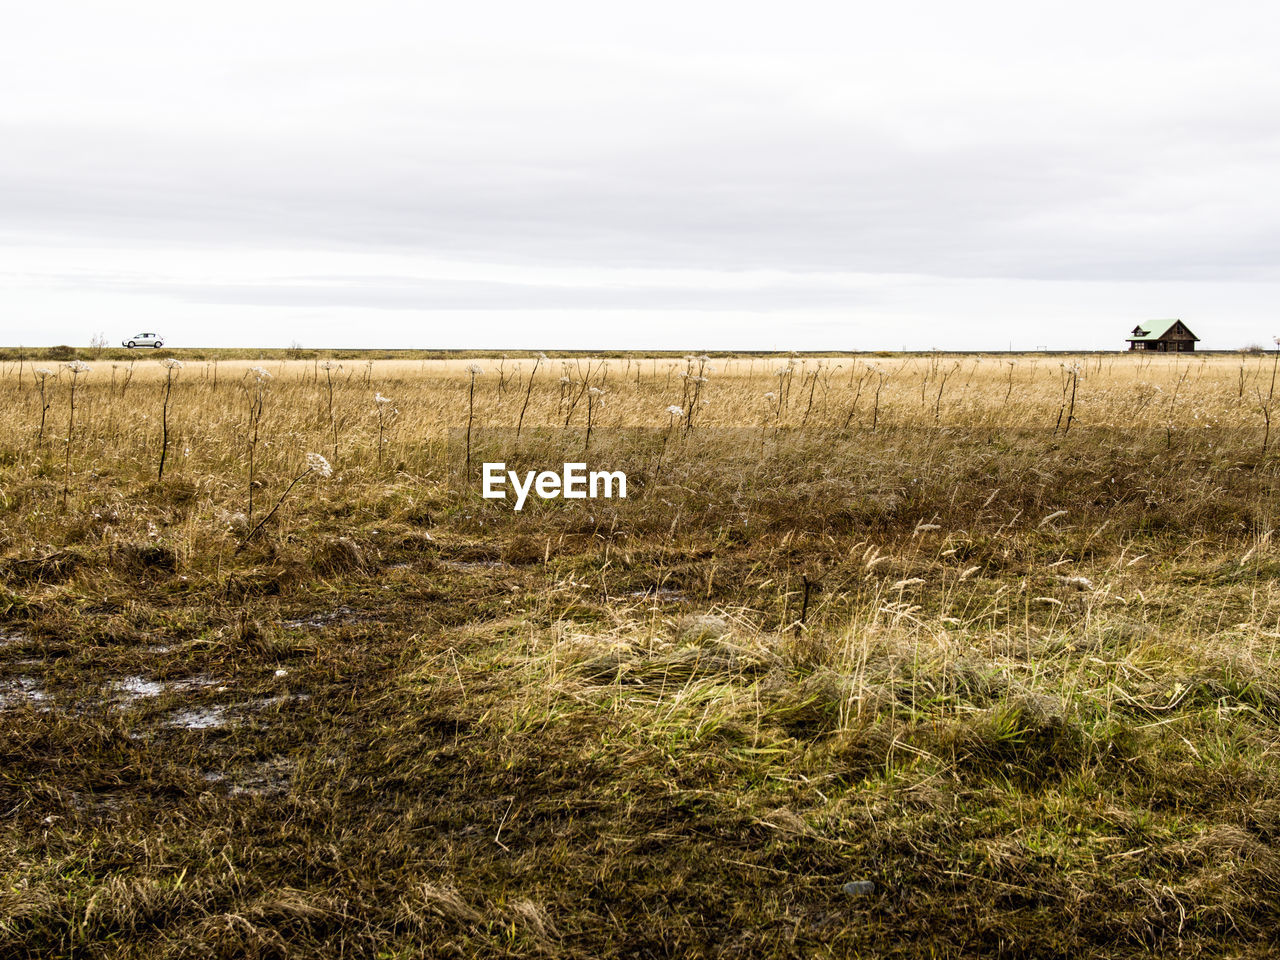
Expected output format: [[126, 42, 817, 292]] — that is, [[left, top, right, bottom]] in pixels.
[[1126, 319, 1199, 352]]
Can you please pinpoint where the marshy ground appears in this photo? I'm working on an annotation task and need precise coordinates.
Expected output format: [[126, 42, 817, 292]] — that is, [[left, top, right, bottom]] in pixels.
[[2, 350, 1280, 957]]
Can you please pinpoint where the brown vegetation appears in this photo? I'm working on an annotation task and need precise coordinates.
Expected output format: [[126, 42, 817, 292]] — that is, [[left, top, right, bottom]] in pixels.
[[2, 351, 1280, 957]]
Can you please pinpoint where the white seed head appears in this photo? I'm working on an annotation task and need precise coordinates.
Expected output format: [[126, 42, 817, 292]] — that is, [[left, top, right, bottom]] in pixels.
[[374, 392, 392, 404], [64, 360, 91, 374], [160, 357, 184, 370], [1038, 509, 1069, 527], [666, 404, 685, 416], [250, 366, 272, 382], [467, 363, 484, 375], [34, 367, 53, 378], [305, 452, 333, 478]]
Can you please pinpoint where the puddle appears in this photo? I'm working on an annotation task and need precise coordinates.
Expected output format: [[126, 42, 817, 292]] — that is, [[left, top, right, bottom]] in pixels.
[[0, 676, 49, 709], [110, 674, 217, 705], [113, 677, 165, 699], [168, 705, 229, 730], [163, 693, 307, 731], [2, 672, 298, 730], [283, 605, 378, 629]]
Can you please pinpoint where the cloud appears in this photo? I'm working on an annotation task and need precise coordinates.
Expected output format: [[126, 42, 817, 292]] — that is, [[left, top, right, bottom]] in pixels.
[[3, 0, 1280, 345]]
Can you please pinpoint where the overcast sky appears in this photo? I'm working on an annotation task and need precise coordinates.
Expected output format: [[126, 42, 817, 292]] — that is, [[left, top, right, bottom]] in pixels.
[[3, 1, 1279, 350]]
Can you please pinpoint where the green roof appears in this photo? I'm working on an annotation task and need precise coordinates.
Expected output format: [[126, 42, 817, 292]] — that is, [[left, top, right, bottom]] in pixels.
[[1127, 319, 1198, 342]]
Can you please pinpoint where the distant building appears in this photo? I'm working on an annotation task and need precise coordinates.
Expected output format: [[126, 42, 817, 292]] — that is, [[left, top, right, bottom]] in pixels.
[[1126, 319, 1199, 352]]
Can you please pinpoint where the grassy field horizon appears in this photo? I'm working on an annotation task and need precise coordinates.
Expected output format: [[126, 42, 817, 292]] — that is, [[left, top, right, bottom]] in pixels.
[[1, 345, 1272, 364]]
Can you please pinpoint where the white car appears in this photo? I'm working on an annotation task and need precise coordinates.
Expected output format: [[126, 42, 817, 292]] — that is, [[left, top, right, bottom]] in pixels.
[[122, 332, 165, 349]]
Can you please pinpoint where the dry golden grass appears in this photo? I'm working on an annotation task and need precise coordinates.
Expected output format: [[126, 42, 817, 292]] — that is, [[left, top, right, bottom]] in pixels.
[[2, 349, 1280, 958]]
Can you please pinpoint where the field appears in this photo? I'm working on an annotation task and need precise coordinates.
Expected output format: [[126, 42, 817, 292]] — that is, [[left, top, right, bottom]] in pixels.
[[2, 351, 1280, 958]]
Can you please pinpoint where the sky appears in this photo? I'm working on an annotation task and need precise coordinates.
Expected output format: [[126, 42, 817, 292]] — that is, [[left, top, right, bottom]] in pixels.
[[3, 1, 1279, 350]]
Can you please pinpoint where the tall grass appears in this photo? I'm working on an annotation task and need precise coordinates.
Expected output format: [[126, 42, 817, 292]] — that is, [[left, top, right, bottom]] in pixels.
[[4, 353, 1277, 491]]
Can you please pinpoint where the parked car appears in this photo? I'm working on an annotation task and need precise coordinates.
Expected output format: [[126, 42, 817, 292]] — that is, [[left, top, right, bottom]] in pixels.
[[122, 332, 164, 348]]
